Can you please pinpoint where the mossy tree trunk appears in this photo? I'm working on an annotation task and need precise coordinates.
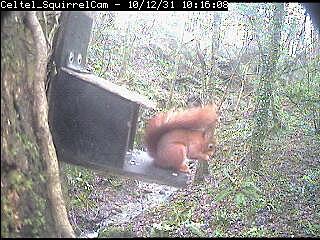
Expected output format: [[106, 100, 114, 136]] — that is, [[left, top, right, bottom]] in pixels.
[[249, 3, 284, 171], [1, 12, 74, 238]]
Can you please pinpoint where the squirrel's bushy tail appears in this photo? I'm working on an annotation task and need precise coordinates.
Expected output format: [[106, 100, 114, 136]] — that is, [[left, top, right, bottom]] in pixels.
[[144, 104, 218, 158]]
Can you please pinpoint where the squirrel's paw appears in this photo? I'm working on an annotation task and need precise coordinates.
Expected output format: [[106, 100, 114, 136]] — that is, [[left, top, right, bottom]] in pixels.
[[178, 163, 191, 174]]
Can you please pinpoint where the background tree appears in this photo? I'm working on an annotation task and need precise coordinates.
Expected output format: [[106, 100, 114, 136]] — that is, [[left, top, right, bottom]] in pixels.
[[249, 3, 285, 171]]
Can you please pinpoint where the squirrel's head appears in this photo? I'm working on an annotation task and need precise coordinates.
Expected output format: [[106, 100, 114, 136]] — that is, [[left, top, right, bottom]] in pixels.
[[206, 141, 216, 157], [203, 133, 217, 157]]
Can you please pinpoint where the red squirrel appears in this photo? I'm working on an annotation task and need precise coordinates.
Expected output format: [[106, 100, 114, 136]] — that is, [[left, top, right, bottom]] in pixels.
[[144, 104, 218, 173]]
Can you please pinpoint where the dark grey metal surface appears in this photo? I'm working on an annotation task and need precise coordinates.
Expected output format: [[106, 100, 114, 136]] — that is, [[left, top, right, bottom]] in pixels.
[[53, 12, 93, 69], [123, 150, 190, 188], [49, 69, 137, 169]]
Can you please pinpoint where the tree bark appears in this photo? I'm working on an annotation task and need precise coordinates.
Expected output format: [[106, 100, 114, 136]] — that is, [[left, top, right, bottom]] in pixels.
[[1, 11, 74, 238], [249, 3, 284, 170], [24, 11, 75, 238]]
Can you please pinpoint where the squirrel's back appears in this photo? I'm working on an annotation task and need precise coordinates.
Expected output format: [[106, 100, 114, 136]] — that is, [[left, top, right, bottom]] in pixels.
[[144, 104, 218, 159]]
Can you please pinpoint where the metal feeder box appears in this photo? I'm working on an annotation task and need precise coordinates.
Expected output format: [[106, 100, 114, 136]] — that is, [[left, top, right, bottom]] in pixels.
[[48, 12, 189, 187]]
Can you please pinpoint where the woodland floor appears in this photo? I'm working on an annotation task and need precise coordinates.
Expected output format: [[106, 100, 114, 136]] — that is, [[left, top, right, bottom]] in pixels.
[[62, 130, 320, 238]]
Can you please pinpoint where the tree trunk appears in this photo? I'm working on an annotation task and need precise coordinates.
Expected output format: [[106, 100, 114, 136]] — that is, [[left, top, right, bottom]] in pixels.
[[249, 3, 284, 171], [1, 11, 74, 238]]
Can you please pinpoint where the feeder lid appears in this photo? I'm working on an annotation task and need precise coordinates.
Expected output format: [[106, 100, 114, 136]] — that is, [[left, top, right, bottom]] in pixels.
[[62, 67, 156, 109]]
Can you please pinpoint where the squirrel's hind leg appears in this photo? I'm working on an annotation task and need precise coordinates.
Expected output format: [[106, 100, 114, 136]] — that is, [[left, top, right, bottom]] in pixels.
[[178, 161, 191, 174], [156, 143, 190, 173]]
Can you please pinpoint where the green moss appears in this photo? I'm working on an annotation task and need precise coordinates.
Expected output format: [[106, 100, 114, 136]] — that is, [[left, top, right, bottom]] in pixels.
[[1, 168, 49, 237], [1, 198, 12, 237], [23, 191, 47, 237], [243, 226, 268, 237], [98, 225, 134, 238], [16, 132, 40, 160], [150, 222, 175, 237]]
